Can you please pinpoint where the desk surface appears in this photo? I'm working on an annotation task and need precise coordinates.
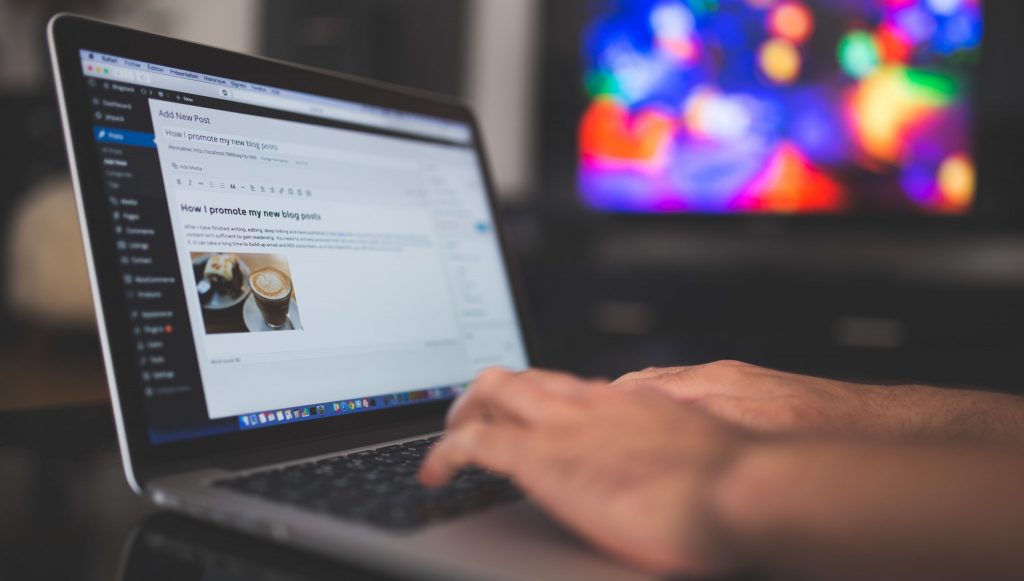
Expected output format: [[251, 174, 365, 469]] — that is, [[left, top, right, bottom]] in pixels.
[[0, 405, 399, 581]]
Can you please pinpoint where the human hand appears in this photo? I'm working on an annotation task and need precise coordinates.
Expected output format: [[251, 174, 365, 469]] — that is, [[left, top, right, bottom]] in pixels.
[[613, 360, 1024, 445], [419, 368, 749, 575], [614, 361, 881, 438]]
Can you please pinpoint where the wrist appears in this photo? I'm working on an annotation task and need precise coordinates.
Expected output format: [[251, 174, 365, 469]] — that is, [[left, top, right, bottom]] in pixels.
[[696, 440, 786, 573], [703, 439, 840, 574], [859, 384, 1024, 444], [853, 384, 929, 439]]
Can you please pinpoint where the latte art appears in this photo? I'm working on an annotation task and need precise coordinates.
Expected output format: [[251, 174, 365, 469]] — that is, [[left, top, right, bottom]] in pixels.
[[249, 268, 291, 300], [254, 272, 283, 295]]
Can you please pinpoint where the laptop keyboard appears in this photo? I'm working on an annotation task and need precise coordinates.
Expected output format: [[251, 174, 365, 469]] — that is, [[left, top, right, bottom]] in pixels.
[[214, 436, 522, 531]]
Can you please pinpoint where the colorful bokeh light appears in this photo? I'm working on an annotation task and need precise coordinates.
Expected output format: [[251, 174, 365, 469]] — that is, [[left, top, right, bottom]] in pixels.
[[838, 31, 882, 79], [850, 66, 958, 163], [759, 38, 802, 85], [938, 153, 976, 210], [579, 0, 983, 214], [769, 2, 815, 44]]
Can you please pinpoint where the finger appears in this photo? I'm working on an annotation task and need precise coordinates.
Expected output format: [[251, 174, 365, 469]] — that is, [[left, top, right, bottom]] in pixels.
[[447, 368, 575, 429], [418, 421, 528, 487], [446, 367, 514, 426], [446, 368, 585, 430]]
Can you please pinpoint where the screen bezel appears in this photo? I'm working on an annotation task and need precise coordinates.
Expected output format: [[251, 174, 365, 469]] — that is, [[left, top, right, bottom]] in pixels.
[[49, 14, 535, 486]]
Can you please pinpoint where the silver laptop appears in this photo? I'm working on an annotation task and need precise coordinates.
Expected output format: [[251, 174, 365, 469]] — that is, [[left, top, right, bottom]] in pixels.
[[49, 13, 647, 581]]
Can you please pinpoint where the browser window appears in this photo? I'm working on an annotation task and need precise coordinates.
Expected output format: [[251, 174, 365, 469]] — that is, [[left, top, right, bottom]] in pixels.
[[79, 50, 528, 443]]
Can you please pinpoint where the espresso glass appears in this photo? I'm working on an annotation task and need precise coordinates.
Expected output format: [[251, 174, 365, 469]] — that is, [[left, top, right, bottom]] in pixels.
[[249, 267, 292, 329]]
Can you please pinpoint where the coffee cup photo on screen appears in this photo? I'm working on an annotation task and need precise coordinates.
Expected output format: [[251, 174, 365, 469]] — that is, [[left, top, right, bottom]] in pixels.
[[190, 252, 303, 334]]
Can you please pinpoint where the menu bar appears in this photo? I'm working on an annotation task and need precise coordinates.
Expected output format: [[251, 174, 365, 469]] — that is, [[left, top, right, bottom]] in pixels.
[[79, 50, 473, 144]]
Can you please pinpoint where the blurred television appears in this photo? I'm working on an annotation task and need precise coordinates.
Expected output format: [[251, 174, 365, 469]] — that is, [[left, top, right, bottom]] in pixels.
[[576, 0, 983, 215]]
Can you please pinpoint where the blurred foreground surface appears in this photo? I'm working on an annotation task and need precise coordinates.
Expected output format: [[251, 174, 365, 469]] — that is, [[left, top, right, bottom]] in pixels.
[[0, 404, 402, 581]]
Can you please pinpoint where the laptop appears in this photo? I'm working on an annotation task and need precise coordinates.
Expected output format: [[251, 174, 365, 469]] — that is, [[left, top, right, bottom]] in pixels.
[[49, 13, 646, 581]]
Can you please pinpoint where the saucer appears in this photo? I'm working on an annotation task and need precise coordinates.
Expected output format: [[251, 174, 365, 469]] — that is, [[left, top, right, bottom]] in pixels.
[[242, 295, 301, 332]]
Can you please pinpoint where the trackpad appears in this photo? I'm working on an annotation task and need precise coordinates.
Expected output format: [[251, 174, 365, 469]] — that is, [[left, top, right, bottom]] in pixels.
[[412, 501, 653, 581]]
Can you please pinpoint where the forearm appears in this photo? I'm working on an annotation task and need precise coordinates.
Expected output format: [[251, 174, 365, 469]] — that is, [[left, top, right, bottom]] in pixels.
[[710, 440, 1024, 580], [863, 384, 1024, 445]]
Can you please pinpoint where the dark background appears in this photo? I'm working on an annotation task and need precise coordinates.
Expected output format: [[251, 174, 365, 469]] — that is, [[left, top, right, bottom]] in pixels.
[[2, 0, 1024, 420]]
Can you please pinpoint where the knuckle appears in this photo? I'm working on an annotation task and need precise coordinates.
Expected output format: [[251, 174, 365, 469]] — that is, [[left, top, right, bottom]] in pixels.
[[475, 367, 512, 386], [709, 359, 737, 369], [612, 372, 636, 385], [704, 360, 749, 378], [473, 369, 514, 398], [616, 366, 665, 384], [716, 359, 751, 370]]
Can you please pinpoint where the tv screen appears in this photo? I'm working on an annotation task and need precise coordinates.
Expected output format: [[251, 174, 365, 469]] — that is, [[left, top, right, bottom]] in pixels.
[[578, 0, 983, 215]]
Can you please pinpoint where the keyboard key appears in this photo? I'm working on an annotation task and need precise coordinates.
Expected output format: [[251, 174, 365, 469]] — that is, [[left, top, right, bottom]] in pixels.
[[215, 436, 521, 530]]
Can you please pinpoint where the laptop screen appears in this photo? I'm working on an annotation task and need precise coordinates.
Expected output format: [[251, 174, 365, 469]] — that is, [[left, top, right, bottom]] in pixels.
[[76, 49, 529, 445]]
